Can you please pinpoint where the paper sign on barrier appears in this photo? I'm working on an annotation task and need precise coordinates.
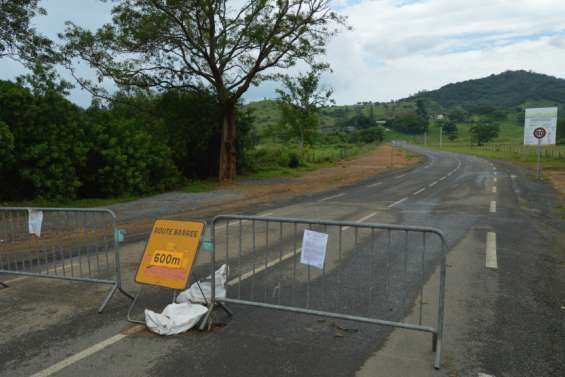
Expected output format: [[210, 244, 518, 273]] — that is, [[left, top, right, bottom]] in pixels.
[[135, 219, 205, 290]]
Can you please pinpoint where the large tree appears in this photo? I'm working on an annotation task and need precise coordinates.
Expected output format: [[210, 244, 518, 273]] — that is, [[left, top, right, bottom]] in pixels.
[[62, 0, 345, 181], [0, 0, 53, 66]]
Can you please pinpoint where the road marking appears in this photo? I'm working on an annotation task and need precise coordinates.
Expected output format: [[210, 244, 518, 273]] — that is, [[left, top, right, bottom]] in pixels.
[[30, 333, 128, 377], [388, 197, 408, 208], [230, 211, 379, 283], [319, 193, 345, 202], [394, 174, 406, 179], [367, 182, 382, 188], [413, 187, 426, 195], [479, 373, 495, 377], [215, 212, 274, 230], [439, 176, 447, 181], [490, 201, 496, 213], [494, 177, 497, 183], [428, 181, 438, 187], [492, 186, 497, 193], [486, 232, 497, 269], [493, 171, 497, 176]]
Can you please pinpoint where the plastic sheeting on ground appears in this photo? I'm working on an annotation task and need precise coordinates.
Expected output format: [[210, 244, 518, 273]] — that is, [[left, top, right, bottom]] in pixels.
[[145, 302, 208, 335], [176, 264, 228, 305]]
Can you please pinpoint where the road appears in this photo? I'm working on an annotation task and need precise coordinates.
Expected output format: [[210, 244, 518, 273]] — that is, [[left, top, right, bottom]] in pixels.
[[1, 145, 564, 377]]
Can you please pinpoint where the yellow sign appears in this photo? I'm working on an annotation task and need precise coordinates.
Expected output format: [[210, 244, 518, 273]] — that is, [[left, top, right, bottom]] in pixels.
[[135, 219, 205, 289]]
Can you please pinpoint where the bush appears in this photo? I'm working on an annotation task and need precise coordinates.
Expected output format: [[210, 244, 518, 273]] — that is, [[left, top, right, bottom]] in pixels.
[[288, 151, 301, 168]]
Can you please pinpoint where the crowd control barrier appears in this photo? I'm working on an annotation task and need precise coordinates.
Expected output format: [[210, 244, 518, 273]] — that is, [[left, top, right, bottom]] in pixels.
[[203, 215, 447, 369], [0, 207, 132, 312]]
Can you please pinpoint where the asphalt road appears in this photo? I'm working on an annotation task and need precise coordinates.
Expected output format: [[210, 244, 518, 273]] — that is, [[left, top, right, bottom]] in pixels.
[[1, 144, 564, 377]]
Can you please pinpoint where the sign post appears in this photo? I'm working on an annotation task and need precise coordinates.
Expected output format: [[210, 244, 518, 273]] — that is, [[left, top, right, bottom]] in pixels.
[[533, 127, 546, 180]]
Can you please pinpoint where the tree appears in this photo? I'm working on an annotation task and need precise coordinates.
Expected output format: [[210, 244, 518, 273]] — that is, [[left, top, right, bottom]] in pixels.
[[388, 112, 426, 134], [0, 0, 53, 66], [62, 0, 345, 181], [415, 99, 429, 132], [469, 123, 499, 146], [556, 117, 565, 145], [443, 120, 458, 141], [276, 67, 333, 150]]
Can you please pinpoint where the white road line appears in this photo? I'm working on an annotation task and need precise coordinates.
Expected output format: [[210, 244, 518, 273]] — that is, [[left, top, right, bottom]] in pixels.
[[479, 373, 495, 377], [486, 232, 497, 269], [356, 212, 378, 223], [367, 182, 382, 188], [227, 249, 301, 286], [439, 176, 447, 181], [494, 177, 497, 183], [493, 171, 497, 176], [490, 201, 496, 213], [30, 333, 128, 377], [388, 197, 408, 208], [413, 187, 426, 195], [214, 212, 275, 230], [230, 211, 378, 283], [492, 186, 497, 193], [319, 193, 345, 202], [394, 174, 406, 179], [428, 181, 438, 187]]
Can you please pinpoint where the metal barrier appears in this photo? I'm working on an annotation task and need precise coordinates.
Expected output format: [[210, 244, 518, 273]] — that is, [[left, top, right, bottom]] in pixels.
[[204, 215, 447, 369], [0, 207, 133, 312]]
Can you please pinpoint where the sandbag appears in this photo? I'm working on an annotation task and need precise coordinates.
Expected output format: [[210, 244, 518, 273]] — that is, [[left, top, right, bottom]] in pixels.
[[145, 302, 208, 335], [176, 264, 228, 304]]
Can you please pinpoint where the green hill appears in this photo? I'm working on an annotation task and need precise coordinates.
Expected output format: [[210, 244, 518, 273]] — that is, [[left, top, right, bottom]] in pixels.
[[411, 70, 565, 110]]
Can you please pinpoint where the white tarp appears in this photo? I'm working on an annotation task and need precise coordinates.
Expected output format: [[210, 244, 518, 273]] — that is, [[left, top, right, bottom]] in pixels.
[[523, 107, 558, 145], [176, 264, 228, 304], [145, 302, 208, 335], [28, 209, 43, 237], [300, 229, 328, 270]]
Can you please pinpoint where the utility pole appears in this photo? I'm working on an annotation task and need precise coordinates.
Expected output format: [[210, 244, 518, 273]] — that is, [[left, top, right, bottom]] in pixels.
[[439, 126, 443, 148], [424, 131, 427, 145]]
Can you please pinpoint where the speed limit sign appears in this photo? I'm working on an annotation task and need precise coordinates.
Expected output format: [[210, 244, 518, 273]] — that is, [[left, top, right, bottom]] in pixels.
[[533, 127, 546, 139]]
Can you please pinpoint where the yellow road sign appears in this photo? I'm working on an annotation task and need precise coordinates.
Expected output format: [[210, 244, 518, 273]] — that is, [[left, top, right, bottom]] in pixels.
[[135, 219, 205, 289]]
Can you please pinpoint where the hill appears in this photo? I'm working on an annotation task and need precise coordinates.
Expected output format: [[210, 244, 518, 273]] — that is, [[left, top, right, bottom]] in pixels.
[[411, 70, 565, 110]]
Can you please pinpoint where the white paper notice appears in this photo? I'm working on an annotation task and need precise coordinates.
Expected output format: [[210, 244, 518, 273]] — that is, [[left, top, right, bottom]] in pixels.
[[28, 209, 43, 237], [300, 229, 329, 270]]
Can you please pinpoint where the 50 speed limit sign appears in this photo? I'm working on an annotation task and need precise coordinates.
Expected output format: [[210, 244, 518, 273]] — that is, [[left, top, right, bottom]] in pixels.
[[533, 127, 546, 139]]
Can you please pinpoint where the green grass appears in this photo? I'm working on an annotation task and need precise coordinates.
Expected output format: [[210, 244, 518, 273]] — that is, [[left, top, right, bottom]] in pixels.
[[181, 180, 220, 193]]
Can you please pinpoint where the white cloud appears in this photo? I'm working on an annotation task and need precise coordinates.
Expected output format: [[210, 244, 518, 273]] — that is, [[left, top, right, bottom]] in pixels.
[[1, 0, 564, 106]]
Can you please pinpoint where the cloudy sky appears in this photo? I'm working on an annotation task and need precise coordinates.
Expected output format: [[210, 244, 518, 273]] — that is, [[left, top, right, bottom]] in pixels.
[[1, 0, 565, 107]]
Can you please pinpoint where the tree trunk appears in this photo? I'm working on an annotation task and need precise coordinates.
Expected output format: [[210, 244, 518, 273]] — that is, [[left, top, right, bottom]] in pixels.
[[218, 101, 237, 181]]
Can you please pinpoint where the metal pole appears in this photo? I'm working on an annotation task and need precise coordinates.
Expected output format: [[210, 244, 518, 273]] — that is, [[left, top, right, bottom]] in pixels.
[[439, 126, 443, 148], [389, 143, 393, 167], [536, 138, 541, 180], [424, 131, 427, 145]]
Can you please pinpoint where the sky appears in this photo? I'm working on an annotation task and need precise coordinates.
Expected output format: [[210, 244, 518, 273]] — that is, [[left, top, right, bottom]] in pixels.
[[1, 0, 565, 107]]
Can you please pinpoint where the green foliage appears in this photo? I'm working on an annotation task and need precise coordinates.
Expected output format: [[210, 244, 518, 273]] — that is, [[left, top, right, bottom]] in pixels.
[[0, 0, 54, 66], [276, 67, 334, 148], [0, 79, 86, 200], [469, 123, 500, 146], [557, 118, 565, 145], [0, 77, 255, 201], [357, 127, 385, 143], [388, 112, 426, 134], [0, 121, 14, 171], [410, 70, 565, 110]]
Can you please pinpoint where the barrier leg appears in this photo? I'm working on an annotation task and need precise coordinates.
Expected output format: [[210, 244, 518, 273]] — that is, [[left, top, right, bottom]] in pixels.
[[126, 286, 145, 325], [98, 284, 118, 313]]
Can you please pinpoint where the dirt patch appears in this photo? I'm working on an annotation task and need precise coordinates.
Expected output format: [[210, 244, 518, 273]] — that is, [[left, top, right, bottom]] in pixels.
[[545, 169, 565, 202], [119, 144, 420, 238]]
